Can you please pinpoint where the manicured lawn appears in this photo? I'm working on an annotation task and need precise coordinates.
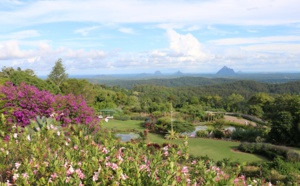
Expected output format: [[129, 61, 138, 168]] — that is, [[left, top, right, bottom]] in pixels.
[[147, 133, 266, 163], [104, 119, 266, 163]]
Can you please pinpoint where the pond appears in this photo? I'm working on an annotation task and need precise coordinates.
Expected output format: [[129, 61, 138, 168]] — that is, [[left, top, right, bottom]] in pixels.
[[184, 126, 236, 137], [115, 133, 140, 142]]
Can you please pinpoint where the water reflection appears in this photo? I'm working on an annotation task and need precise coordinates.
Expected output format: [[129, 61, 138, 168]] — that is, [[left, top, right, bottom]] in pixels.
[[115, 133, 140, 142]]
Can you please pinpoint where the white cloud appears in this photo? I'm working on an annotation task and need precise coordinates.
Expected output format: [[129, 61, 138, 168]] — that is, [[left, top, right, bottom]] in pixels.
[[0, 41, 107, 74], [167, 29, 208, 60], [0, 30, 40, 40], [241, 44, 300, 53], [209, 36, 300, 45], [0, 40, 34, 59], [74, 26, 99, 36], [118, 27, 135, 34]]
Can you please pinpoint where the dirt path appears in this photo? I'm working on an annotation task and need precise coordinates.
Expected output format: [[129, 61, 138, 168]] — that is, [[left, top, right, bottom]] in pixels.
[[224, 115, 256, 126]]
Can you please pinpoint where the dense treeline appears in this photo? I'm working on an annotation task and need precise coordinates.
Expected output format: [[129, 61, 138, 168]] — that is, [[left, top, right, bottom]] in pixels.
[[1, 65, 300, 146], [89, 76, 237, 89], [88, 75, 300, 89]]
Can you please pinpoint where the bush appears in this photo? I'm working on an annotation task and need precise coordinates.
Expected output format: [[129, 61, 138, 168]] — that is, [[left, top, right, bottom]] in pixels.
[[114, 115, 131, 121], [238, 142, 300, 162], [213, 129, 224, 139], [231, 128, 266, 142], [0, 82, 99, 131], [130, 115, 147, 121], [155, 118, 195, 133], [196, 130, 207, 138], [1, 82, 54, 127]]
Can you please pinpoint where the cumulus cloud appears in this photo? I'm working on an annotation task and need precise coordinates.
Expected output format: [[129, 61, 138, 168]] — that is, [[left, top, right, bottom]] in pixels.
[[0, 41, 107, 74], [167, 29, 208, 61], [0, 40, 34, 59]]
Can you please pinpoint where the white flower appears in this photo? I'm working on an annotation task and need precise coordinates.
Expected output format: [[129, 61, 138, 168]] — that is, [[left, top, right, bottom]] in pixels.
[[57, 131, 60, 136], [13, 133, 18, 139], [68, 165, 74, 174], [50, 112, 56, 118], [105, 118, 109, 122], [27, 135, 31, 141], [13, 173, 19, 181], [15, 162, 21, 169]]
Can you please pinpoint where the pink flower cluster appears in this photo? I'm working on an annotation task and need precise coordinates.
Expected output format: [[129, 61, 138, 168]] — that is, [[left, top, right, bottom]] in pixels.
[[1, 82, 99, 129]]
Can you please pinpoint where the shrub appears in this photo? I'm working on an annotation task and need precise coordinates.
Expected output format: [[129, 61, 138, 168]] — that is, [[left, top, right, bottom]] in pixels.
[[0, 82, 99, 131], [156, 118, 195, 133], [196, 130, 207, 138], [1, 82, 54, 127], [238, 142, 300, 162], [114, 115, 131, 121], [231, 128, 266, 142], [130, 115, 147, 121], [213, 129, 224, 139], [52, 94, 99, 126]]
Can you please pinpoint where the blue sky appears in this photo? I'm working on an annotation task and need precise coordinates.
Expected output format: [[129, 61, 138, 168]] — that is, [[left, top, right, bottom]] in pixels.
[[0, 0, 300, 75]]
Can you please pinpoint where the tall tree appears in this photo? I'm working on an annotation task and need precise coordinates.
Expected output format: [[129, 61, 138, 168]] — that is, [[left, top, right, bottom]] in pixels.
[[48, 59, 68, 88]]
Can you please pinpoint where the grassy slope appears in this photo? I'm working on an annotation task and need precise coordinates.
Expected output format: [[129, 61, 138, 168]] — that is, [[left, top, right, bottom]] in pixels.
[[103, 119, 266, 163]]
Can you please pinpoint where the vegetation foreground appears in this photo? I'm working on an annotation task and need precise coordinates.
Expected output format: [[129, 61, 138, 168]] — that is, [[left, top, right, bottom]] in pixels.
[[1, 119, 269, 186]]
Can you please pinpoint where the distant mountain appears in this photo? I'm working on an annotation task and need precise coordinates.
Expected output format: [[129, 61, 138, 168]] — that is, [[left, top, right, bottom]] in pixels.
[[216, 66, 236, 75], [154, 71, 162, 75], [174, 71, 183, 75]]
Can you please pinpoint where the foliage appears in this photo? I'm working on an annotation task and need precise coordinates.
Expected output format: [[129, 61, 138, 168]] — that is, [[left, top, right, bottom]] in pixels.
[[213, 129, 225, 139], [155, 118, 195, 134], [48, 59, 68, 88], [130, 115, 147, 121], [265, 95, 300, 146], [9, 71, 60, 94], [0, 82, 99, 130], [231, 128, 267, 142], [52, 93, 99, 126], [61, 78, 97, 105], [238, 142, 300, 162], [164, 130, 179, 140], [1, 82, 55, 127], [196, 130, 207, 138], [114, 115, 131, 121]]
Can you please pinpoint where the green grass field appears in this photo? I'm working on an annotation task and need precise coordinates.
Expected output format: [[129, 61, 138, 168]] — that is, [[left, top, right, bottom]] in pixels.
[[103, 119, 266, 163]]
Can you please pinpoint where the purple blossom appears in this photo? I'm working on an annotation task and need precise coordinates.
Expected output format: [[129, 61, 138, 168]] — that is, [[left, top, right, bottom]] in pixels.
[[1, 82, 99, 130]]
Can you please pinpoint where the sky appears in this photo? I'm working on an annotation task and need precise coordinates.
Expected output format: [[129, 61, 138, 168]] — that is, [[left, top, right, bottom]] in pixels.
[[0, 0, 300, 75]]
